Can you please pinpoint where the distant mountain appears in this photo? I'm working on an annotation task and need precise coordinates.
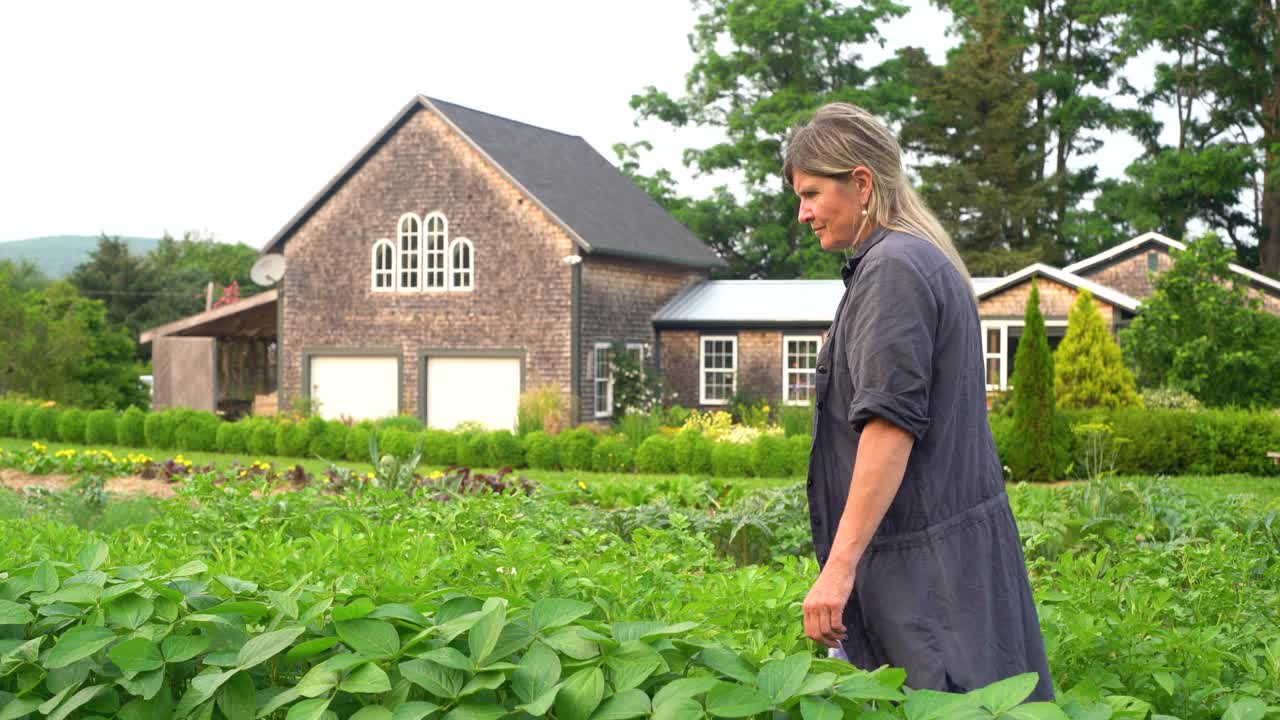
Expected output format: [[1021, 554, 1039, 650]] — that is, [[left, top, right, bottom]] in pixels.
[[0, 235, 163, 278]]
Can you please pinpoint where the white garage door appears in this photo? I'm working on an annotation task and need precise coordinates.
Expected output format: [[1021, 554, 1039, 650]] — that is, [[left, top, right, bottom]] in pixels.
[[309, 356, 398, 421], [426, 356, 521, 431]]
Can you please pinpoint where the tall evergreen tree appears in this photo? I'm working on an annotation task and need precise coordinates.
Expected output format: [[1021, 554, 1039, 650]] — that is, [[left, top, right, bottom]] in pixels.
[[628, 0, 913, 278], [1008, 280, 1059, 482], [1053, 289, 1142, 409]]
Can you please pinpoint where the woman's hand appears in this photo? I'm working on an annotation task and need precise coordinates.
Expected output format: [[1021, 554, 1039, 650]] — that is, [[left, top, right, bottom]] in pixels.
[[803, 564, 855, 648]]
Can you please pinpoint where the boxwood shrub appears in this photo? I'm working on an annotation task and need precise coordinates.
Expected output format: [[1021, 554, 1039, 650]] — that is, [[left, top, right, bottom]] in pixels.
[[592, 436, 634, 473], [458, 432, 490, 468], [29, 406, 59, 442], [275, 421, 310, 458], [11, 404, 35, 439], [143, 410, 176, 449], [711, 441, 753, 477], [751, 434, 791, 478], [376, 415, 424, 433], [421, 429, 457, 466], [0, 401, 17, 436], [310, 421, 349, 460], [174, 410, 221, 452], [55, 408, 87, 444], [247, 418, 279, 457], [672, 428, 713, 475], [487, 430, 525, 468], [635, 434, 676, 474], [343, 422, 374, 463], [523, 431, 559, 470], [117, 406, 147, 447], [557, 428, 597, 471], [216, 420, 251, 454], [786, 434, 812, 476], [86, 409, 119, 446]]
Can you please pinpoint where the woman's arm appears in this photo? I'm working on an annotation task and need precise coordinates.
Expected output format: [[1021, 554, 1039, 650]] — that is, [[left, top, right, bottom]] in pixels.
[[802, 418, 914, 648]]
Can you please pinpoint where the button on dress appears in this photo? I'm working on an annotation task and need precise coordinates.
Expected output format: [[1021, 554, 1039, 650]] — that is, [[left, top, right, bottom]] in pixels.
[[806, 227, 1053, 699]]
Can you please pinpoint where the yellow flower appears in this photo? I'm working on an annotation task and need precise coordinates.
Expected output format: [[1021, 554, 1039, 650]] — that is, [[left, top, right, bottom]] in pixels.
[[577, 481, 587, 490]]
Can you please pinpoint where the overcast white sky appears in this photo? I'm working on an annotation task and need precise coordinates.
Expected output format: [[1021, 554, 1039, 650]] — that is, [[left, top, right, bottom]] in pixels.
[[0, 1, 1150, 248]]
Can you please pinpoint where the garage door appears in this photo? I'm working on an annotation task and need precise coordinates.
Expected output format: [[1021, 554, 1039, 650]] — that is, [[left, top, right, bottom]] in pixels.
[[425, 356, 521, 431], [309, 356, 398, 421]]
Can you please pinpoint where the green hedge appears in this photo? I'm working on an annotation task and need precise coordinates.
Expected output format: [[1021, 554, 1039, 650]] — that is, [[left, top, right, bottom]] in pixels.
[[592, 436, 634, 473], [216, 420, 251, 454], [143, 410, 176, 449], [523, 431, 559, 470], [55, 408, 87, 444], [117, 406, 147, 447], [28, 406, 59, 442], [488, 430, 525, 468], [0, 401, 15, 437], [174, 410, 221, 452], [85, 409, 119, 445], [635, 435, 676, 473]]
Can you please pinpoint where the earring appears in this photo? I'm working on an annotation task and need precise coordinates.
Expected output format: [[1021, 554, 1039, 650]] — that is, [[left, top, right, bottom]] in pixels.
[[861, 208, 868, 217]]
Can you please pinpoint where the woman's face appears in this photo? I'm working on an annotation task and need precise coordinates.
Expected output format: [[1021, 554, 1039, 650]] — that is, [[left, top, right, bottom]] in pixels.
[[792, 168, 870, 252]]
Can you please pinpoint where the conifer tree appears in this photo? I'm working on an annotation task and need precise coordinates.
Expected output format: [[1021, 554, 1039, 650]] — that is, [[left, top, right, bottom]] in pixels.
[[1008, 280, 1058, 482], [1053, 290, 1142, 409]]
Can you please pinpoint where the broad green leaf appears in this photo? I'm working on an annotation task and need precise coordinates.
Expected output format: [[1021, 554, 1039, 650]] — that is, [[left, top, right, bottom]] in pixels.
[[1223, 698, 1267, 720], [399, 658, 465, 698], [350, 708, 393, 720], [459, 671, 505, 698], [107, 595, 154, 630], [285, 637, 341, 663], [441, 699, 507, 720], [369, 603, 429, 627], [205, 601, 272, 619], [902, 689, 978, 720], [254, 686, 300, 718], [532, 599, 593, 632], [119, 667, 165, 700], [76, 541, 108, 571], [512, 641, 561, 704], [236, 626, 305, 670], [651, 697, 702, 720], [1151, 672, 1176, 696], [32, 585, 101, 606], [332, 597, 376, 622], [756, 653, 810, 704], [435, 597, 484, 625], [162, 634, 209, 663], [468, 601, 505, 666], [192, 669, 238, 697], [294, 666, 339, 698], [108, 638, 163, 673], [45, 684, 108, 720], [705, 682, 773, 718], [170, 561, 208, 578], [215, 576, 258, 595], [390, 702, 439, 720], [973, 672, 1040, 713], [33, 561, 59, 593], [698, 648, 756, 684], [542, 625, 599, 660], [556, 667, 605, 720], [592, 688, 651, 720], [607, 641, 664, 693], [340, 663, 393, 694], [265, 591, 299, 620], [799, 696, 841, 720], [516, 685, 562, 716], [417, 646, 472, 671], [652, 677, 719, 708], [1007, 703, 1071, 720], [794, 672, 836, 697], [37, 686, 74, 716], [835, 673, 906, 702], [0, 697, 41, 720], [100, 580, 145, 602], [44, 626, 116, 669], [215, 671, 256, 720], [486, 620, 534, 664], [0, 600, 33, 626], [285, 697, 330, 720], [434, 610, 485, 643], [336, 618, 400, 658]]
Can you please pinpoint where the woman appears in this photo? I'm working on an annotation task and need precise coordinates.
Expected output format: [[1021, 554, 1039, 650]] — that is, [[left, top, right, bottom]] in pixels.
[[785, 103, 1053, 699]]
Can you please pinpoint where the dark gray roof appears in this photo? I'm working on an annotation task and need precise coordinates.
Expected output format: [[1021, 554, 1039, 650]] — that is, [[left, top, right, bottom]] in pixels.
[[264, 96, 725, 270]]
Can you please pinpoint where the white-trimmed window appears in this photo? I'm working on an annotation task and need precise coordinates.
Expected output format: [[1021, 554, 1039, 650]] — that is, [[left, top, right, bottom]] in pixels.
[[398, 213, 421, 290], [783, 335, 821, 405], [700, 336, 737, 405], [449, 237, 473, 290], [593, 343, 613, 417], [424, 212, 448, 290], [981, 320, 1069, 390], [371, 239, 396, 291]]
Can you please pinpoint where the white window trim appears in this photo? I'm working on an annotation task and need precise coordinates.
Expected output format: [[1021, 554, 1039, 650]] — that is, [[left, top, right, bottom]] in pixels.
[[782, 334, 822, 406], [980, 319, 1069, 391], [371, 238, 396, 292], [593, 342, 614, 418], [448, 237, 474, 291], [397, 212, 421, 291], [423, 211, 449, 292], [699, 335, 737, 406], [625, 342, 646, 366]]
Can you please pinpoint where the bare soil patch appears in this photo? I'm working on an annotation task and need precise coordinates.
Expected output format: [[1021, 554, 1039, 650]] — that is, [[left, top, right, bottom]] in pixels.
[[0, 469, 179, 499]]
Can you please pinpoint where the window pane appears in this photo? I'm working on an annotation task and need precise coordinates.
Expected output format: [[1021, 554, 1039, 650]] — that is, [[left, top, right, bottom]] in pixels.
[[986, 358, 1001, 386], [986, 328, 1000, 353]]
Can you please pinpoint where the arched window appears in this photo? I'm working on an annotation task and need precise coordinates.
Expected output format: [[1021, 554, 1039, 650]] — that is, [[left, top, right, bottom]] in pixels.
[[371, 239, 395, 291], [424, 212, 448, 290], [449, 238, 473, 290], [398, 213, 421, 290]]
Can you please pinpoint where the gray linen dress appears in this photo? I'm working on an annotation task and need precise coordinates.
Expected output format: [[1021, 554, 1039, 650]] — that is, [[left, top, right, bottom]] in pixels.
[[806, 226, 1053, 700]]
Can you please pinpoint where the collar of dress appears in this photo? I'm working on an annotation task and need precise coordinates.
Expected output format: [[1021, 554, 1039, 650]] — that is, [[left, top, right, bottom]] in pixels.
[[840, 225, 892, 287]]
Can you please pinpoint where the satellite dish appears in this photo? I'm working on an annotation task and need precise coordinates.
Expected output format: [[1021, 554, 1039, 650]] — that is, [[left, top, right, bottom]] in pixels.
[[250, 254, 287, 287]]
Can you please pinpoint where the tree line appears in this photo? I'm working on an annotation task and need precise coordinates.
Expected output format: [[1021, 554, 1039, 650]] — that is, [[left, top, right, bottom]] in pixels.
[[619, 0, 1280, 279]]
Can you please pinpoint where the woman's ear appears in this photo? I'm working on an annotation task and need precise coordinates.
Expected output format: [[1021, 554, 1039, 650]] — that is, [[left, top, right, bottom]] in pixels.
[[852, 166, 874, 206]]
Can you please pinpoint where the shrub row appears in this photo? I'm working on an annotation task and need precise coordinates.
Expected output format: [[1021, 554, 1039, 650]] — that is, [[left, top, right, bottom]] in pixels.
[[989, 407, 1280, 478]]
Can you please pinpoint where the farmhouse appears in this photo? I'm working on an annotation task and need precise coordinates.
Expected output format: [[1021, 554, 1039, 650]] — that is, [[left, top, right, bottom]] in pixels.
[[140, 98, 1280, 427]]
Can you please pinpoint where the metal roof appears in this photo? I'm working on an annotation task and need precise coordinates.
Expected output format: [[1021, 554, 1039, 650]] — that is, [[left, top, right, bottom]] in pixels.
[[264, 96, 725, 270], [976, 263, 1141, 312], [653, 277, 1003, 326]]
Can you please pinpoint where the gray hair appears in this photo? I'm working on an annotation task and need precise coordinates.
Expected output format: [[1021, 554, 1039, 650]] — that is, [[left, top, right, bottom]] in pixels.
[[783, 103, 973, 300]]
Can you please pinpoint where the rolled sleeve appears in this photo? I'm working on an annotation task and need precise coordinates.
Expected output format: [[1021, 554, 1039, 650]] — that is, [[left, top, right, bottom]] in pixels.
[[843, 254, 939, 441]]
